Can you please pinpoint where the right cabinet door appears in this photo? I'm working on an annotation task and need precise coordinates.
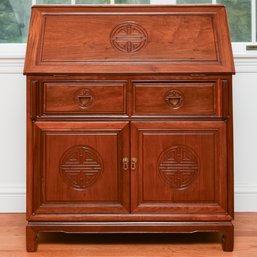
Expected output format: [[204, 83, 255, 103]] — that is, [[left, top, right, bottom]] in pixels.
[[131, 121, 228, 216]]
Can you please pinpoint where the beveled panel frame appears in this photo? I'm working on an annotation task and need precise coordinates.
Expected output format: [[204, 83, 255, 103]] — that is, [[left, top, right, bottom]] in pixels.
[[131, 121, 228, 215], [24, 5, 235, 74], [29, 121, 130, 218]]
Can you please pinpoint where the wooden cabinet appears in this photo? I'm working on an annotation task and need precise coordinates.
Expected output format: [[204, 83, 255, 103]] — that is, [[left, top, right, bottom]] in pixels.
[[24, 5, 235, 252]]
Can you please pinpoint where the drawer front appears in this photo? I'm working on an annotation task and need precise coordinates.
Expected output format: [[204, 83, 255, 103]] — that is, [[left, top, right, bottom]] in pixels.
[[133, 82, 217, 116], [41, 81, 127, 115]]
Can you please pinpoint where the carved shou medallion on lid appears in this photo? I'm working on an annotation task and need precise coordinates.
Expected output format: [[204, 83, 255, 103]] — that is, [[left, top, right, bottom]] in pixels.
[[110, 22, 148, 53]]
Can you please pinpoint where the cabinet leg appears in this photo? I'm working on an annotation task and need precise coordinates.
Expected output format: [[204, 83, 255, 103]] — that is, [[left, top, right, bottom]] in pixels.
[[222, 225, 234, 252], [26, 226, 38, 252]]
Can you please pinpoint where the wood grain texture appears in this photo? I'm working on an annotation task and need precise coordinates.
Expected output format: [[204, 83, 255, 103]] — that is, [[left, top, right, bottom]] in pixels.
[[31, 121, 130, 215], [42, 81, 127, 115], [130, 121, 227, 214], [0, 213, 256, 256], [133, 82, 217, 116], [41, 15, 217, 61], [24, 5, 235, 252], [24, 5, 235, 74]]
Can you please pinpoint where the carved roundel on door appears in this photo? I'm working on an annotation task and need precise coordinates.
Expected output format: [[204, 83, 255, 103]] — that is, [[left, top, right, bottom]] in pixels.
[[60, 145, 103, 190], [74, 88, 94, 110], [110, 22, 148, 53], [158, 145, 199, 190]]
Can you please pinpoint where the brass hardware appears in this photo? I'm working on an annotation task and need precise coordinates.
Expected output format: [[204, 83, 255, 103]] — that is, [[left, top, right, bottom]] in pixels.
[[131, 158, 137, 170], [122, 157, 129, 170]]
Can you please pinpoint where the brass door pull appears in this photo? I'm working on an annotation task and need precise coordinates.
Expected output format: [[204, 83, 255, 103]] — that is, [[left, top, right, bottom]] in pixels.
[[131, 158, 137, 170], [122, 157, 129, 170]]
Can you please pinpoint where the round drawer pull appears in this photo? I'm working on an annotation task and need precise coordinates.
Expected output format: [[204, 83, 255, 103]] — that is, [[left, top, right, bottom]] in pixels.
[[165, 90, 184, 109], [74, 88, 94, 109]]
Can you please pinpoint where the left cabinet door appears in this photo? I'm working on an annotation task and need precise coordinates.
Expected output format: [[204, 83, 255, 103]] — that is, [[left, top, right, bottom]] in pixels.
[[28, 121, 130, 219]]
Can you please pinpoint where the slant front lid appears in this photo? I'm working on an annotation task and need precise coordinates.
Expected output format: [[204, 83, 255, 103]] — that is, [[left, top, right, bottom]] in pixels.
[[24, 5, 235, 74]]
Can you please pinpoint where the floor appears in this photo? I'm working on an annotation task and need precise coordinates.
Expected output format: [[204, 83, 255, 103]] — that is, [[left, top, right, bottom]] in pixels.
[[0, 213, 256, 257]]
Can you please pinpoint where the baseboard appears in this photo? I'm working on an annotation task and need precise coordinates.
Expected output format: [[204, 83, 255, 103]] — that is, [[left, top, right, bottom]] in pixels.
[[234, 184, 257, 212], [0, 184, 256, 212], [0, 185, 25, 212]]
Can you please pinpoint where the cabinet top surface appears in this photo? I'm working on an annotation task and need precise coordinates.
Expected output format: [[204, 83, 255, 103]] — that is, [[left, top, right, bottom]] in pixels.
[[24, 5, 235, 75]]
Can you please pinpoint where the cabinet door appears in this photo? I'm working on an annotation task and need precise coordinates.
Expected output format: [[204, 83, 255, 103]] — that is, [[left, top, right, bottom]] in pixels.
[[30, 122, 130, 217], [131, 121, 228, 216]]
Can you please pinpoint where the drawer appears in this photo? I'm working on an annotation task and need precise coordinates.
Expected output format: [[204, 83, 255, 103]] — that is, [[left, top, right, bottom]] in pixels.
[[40, 81, 127, 115], [133, 82, 218, 116]]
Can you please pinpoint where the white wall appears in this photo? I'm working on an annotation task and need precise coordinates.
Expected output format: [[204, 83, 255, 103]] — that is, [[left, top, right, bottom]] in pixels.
[[0, 71, 26, 212], [233, 71, 257, 211], [0, 57, 256, 212]]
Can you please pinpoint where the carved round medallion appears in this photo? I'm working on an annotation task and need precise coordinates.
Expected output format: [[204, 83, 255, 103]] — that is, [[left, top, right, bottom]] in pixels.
[[60, 146, 103, 190], [158, 145, 199, 190], [165, 90, 184, 109], [74, 88, 94, 109], [110, 22, 148, 53]]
